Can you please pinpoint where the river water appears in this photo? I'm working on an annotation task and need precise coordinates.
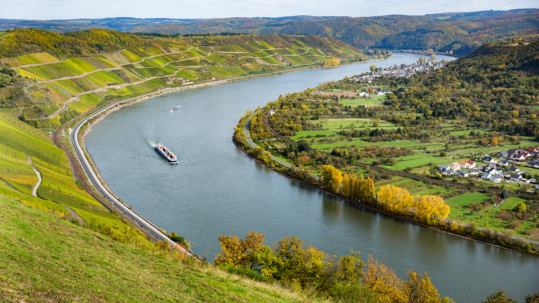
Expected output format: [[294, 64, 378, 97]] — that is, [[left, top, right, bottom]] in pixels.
[[85, 53, 538, 302]]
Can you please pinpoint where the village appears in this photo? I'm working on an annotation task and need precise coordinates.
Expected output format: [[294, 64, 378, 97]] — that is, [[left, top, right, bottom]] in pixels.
[[438, 147, 539, 190], [349, 59, 446, 83]]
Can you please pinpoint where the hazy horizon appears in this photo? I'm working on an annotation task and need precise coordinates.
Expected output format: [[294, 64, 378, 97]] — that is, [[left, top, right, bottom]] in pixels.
[[2, 0, 538, 20]]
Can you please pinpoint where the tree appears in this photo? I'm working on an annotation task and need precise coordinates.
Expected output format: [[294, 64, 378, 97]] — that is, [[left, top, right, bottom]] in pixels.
[[298, 140, 310, 152], [501, 190, 508, 199], [491, 138, 499, 145], [370, 65, 376, 72], [373, 121, 379, 127], [482, 290, 518, 303], [515, 202, 526, 212], [214, 231, 265, 267], [440, 151, 447, 157], [362, 255, 406, 303], [405, 270, 439, 303], [322, 165, 343, 192], [419, 57, 426, 64], [430, 54, 436, 60], [525, 292, 539, 303]]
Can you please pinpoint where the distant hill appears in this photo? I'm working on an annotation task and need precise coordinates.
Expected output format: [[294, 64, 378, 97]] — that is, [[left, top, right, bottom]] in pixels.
[[1, 9, 537, 56], [0, 29, 367, 128]]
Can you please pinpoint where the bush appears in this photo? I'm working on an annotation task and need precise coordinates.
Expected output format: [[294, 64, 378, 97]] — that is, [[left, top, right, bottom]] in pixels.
[[509, 221, 522, 230], [514, 202, 527, 212]]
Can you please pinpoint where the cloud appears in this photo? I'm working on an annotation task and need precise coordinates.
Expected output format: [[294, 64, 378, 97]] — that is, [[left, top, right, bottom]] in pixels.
[[0, 0, 537, 19]]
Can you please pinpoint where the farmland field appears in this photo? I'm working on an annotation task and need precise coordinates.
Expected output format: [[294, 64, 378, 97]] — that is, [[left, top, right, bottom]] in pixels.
[[217, 44, 249, 52], [340, 98, 380, 107], [311, 140, 371, 150], [382, 156, 448, 171], [446, 193, 488, 207]]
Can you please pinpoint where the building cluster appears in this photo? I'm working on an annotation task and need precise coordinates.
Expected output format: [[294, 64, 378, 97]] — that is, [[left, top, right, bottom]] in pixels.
[[437, 147, 539, 187], [349, 61, 446, 83]]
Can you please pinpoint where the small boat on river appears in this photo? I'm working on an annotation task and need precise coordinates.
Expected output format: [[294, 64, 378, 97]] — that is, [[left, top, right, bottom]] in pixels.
[[155, 143, 178, 163], [170, 106, 181, 112]]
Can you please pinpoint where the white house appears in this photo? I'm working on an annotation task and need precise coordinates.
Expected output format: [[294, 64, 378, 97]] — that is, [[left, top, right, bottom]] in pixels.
[[490, 174, 502, 183], [457, 171, 469, 178], [481, 172, 492, 180], [511, 174, 522, 181]]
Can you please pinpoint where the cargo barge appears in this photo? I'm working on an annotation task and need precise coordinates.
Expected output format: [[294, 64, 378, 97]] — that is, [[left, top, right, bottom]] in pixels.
[[155, 143, 178, 163]]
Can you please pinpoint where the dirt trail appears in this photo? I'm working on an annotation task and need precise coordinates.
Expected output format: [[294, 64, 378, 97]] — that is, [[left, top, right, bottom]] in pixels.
[[65, 206, 86, 225]]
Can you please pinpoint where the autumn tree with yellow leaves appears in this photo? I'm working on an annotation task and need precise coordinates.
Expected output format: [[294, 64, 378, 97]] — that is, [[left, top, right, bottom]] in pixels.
[[322, 165, 343, 192], [215, 232, 451, 302], [343, 173, 375, 203], [377, 185, 450, 225]]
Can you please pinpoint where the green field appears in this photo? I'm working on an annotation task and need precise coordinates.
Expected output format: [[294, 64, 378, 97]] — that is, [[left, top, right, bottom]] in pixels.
[[447, 196, 535, 238], [289, 130, 337, 142], [321, 118, 398, 131], [311, 140, 371, 150], [217, 44, 249, 52], [382, 156, 448, 171], [446, 193, 489, 207], [284, 55, 317, 65], [341, 98, 380, 107], [20, 58, 98, 80]]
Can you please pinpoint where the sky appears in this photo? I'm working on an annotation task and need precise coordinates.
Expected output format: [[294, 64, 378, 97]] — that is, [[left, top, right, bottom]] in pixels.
[[1, 0, 538, 20]]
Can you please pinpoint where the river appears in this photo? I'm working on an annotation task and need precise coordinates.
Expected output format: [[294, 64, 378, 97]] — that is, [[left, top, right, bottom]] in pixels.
[[85, 53, 539, 302]]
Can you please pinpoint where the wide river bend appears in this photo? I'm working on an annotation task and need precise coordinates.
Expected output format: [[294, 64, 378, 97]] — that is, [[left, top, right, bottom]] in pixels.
[[86, 53, 538, 302]]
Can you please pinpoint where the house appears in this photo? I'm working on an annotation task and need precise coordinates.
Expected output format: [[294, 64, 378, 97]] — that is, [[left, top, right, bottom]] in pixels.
[[483, 157, 496, 164], [377, 91, 386, 96], [481, 172, 492, 180], [527, 146, 538, 153], [448, 162, 461, 171], [466, 161, 476, 168], [508, 166, 520, 174], [438, 164, 449, 172], [498, 160, 510, 167], [457, 171, 469, 178], [495, 151, 508, 158], [490, 174, 502, 183], [528, 160, 539, 169], [510, 153, 526, 161], [502, 171, 511, 178], [469, 168, 482, 176], [511, 174, 522, 181], [442, 168, 455, 176], [459, 161, 469, 169], [268, 110, 276, 115], [486, 167, 500, 175], [485, 163, 497, 171]]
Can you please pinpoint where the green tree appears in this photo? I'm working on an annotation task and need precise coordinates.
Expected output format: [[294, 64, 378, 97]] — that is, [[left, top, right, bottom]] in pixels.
[[482, 290, 518, 303], [501, 190, 508, 199], [298, 140, 310, 152], [440, 151, 447, 157], [370, 65, 376, 72]]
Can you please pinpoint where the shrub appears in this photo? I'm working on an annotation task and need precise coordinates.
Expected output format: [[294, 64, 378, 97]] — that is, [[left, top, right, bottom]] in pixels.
[[509, 221, 522, 230]]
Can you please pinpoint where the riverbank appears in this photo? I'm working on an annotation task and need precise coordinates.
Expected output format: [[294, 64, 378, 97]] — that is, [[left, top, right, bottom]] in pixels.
[[233, 111, 539, 256]]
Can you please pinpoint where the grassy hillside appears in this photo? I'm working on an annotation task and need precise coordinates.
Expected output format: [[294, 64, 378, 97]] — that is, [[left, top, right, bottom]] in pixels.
[[0, 29, 367, 129], [0, 195, 320, 302]]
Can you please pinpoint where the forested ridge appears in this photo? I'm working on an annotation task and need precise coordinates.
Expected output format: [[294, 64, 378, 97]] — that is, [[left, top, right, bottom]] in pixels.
[[2, 9, 537, 56]]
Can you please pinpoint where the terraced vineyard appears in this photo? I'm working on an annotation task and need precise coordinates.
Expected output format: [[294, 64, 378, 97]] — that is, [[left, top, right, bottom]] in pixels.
[[0, 29, 367, 130]]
